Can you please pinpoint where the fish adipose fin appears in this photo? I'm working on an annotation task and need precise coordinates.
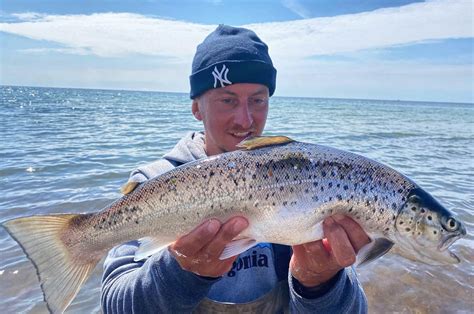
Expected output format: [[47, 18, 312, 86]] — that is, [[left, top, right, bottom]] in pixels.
[[237, 136, 294, 150], [121, 181, 139, 195], [356, 237, 394, 267], [219, 238, 258, 260], [2, 214, 100, 314], [135, 237, 173, 261]]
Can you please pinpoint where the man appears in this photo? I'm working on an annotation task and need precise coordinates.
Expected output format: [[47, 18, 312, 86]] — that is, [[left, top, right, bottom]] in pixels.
[[101, 25, 369, 313]]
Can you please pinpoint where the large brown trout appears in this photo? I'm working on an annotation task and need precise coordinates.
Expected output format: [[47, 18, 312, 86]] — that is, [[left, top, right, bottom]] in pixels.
[[2, 136, 466, 313]]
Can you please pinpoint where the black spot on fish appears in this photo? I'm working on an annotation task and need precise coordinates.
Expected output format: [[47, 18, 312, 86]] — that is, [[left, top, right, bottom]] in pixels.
[[428, 216, 432, 220], [320, 186, 324, 192], [343, 185, 349, 190], [280, 186, 284, 191], [398, 188, 403, 193], [328, 182, 333, 188], [362, 188, 367, 194], [392, 203, 397, 210], [313, 182, 319, 187], [283, 201, 288, 206], [433, 230, 437, 235], [420, 208, 426, 213], [405, 228, 411, 232], [290, 187, 294, 193], [337, 195, 343, 201], [365, 200, 370, 207], [321, 171, 326, 177], [248, 194, 253, 200], [312, 195, 319, 202], [411, 207, 417, 211], [399, 221, 404, 225]]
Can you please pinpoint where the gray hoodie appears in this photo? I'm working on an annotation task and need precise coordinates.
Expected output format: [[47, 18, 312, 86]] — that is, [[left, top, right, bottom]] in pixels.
[[101, 132, 368, 313]]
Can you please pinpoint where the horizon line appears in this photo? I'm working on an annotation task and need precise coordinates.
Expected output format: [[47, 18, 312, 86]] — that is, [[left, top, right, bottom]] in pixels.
[[1, 84, 472, 106]]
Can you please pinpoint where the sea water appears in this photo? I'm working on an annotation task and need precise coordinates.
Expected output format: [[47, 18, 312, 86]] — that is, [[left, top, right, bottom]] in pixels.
[[0, 86, 472, 313]]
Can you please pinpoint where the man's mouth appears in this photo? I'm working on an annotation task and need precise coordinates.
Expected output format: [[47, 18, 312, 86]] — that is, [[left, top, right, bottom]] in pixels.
[[229, 131, 252, 138]]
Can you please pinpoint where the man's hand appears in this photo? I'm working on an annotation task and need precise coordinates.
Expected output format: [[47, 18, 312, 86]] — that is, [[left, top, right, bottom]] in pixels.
[[290, 214, 370, 288], [169, 217, 249, 278]]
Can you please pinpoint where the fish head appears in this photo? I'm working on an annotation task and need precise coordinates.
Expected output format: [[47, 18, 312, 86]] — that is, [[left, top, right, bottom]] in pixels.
[[394, 187, 466, 265]]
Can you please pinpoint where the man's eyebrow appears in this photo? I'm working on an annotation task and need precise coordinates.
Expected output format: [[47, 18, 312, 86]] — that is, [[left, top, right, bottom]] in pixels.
[[251, 89, 268, 96]]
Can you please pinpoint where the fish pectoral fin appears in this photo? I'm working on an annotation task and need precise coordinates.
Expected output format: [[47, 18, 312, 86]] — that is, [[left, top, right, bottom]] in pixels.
[[219, 238, 258, 260], [356, 237, 394, 268], [236, 136, 294, 150], [135, 237, 173, 261]]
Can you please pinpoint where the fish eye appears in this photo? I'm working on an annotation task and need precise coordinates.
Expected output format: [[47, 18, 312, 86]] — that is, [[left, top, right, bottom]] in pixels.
[[445, 218, 458, 232]]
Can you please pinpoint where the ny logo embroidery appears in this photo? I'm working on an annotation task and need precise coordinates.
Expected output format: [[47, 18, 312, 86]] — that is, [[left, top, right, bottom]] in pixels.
[[212, 64, 232, 88]]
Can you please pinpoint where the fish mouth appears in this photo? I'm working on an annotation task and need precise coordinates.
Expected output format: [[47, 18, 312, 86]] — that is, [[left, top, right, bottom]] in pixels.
[[438, 233, 462, 252]]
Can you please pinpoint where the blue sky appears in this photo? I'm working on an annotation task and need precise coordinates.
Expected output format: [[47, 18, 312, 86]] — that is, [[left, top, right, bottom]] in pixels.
[[0, 0, 472, 103]]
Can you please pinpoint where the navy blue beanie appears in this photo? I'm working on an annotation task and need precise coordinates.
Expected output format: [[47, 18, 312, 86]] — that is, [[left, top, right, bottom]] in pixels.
[[190, 25, 277, 99]]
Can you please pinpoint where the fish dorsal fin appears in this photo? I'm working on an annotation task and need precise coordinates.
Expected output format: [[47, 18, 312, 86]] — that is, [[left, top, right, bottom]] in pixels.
[[237, 136, 294, 150], [356, 237, 394, 267]]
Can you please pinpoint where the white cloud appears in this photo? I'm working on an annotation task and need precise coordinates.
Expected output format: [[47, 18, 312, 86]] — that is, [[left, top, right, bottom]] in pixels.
[[0, 0, 472, 102], [0, 0, 471, 63], [281, 0, 312, 19]]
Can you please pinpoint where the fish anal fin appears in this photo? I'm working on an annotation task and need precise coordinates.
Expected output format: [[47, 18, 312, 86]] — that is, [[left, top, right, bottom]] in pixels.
[[356, 237, 394, 267], [135, 237, 173, 261], [237, 136, 294, 150], [2, 214, 100, 313], [219, 238, 257, 260]]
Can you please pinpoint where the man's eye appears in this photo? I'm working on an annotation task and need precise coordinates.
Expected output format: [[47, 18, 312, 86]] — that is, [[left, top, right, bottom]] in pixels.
[[252, 98, 267, 105], [221, 98, 235, 105]]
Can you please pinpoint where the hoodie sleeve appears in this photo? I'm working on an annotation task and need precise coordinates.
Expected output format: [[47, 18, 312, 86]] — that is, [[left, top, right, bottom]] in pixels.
[[288, 267, 368, 313], [101, 241, 219, 313]]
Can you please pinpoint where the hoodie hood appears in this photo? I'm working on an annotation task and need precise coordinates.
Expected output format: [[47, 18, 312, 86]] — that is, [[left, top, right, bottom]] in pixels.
[[128, 132, 207, 184], [163, 132, 207, 164]]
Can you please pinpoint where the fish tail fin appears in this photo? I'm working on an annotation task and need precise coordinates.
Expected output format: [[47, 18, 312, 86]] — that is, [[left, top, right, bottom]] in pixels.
[[2, 214, 100, 313]]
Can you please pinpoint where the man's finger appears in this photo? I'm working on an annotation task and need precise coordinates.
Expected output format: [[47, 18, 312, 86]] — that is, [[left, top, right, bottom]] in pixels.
[[202, 217, 248, 258], [323, 217, 356, 267], [332, 214, 371, 252], [172, 219, 221, 257]]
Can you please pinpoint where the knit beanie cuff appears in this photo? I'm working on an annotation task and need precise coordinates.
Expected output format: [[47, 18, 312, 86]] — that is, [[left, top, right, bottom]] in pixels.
[[190, 60, 276, 99]]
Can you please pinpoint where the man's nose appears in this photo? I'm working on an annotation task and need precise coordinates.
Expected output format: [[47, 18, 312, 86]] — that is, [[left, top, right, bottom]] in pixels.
[[234, 103, 253, 129]]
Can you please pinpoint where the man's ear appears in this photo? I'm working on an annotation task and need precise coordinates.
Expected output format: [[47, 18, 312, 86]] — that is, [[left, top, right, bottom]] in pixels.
[[192, 99, 203, 121]]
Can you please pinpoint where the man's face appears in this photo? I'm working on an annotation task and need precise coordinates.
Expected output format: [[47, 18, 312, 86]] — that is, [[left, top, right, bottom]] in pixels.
[[192, 83, 269, 156]]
